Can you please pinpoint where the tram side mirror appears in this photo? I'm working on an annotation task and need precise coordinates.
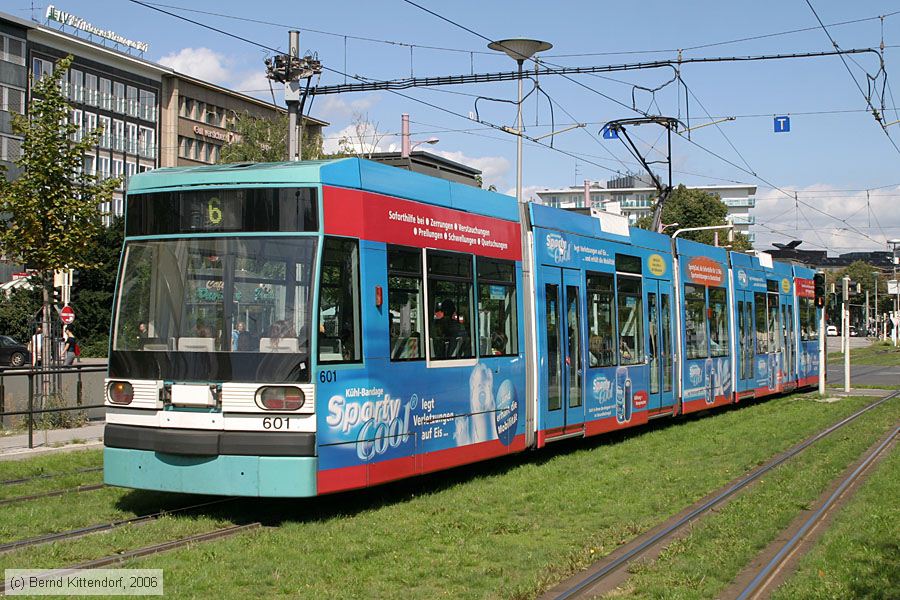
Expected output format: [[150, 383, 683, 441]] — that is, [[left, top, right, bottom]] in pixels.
[[814, 273, 826, 308]]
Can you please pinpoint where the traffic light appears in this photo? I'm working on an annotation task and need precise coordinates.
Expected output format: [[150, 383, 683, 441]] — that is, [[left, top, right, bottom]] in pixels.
[[814, 272, 826, 308]]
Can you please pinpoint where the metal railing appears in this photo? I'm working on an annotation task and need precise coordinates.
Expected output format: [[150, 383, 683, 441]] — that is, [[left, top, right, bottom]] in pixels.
[[0, 363, 107, 449]]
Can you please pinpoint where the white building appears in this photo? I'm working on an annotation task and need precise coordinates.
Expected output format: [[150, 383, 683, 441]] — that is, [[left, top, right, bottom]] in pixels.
[[535, 173, 757, 243]]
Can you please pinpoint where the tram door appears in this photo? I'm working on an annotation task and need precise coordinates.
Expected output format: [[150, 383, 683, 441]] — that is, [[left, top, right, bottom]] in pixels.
[[736, 291, 755, 393], [646, 279, 675, 411], [766, 289, 783, 391], [781, 299, 796, 389], [539, 266, 585, 435]]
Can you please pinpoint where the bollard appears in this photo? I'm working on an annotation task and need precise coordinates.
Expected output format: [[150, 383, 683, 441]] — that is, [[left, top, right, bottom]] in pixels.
[[77, 368, 83, 406], [0, 371, 5, 429], [27, 371, 34, 449]]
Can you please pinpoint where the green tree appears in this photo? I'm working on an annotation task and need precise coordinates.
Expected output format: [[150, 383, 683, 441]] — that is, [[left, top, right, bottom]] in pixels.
[[0, 55, 117, 368], [71, 216, 125, 356], [219, 111, 327, 163], [633, 185, 752, 251], [0, 286, 42, 343]]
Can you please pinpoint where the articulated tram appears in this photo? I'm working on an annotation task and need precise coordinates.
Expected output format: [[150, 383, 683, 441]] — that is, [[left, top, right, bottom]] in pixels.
[[103, 158, 821, 497]]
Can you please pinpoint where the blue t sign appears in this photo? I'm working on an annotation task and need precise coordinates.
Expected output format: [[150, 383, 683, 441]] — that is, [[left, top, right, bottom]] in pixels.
[[602, 125, 619, 139], [774, 116, 790, 133]]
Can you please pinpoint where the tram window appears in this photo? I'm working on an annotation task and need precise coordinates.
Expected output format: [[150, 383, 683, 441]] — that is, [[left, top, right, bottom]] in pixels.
[[476, 257, 518, 357], [318, 237, 362, 363], [755, 292, 769, 353], [661, 293, 673, 392], [388, 246, 425, 361], [615, 254, 642, 274], [800, 298, 816, 341], [617, 275, 643, 365], [427, 250, 474, 360], [708, 286, 729, 357], [684, 284, 708, 359], [768, 293, 781, 352], [586, 272, 616, 367]]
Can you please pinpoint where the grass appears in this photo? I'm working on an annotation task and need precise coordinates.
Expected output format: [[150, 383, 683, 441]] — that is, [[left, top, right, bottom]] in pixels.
[[0, 395, 894, 599], [772, 443, 900, 600], [101, 394, 889, 599], [827, 340, 900, 365], [0, 448, 101, 482], [599, 395, 900, 599]]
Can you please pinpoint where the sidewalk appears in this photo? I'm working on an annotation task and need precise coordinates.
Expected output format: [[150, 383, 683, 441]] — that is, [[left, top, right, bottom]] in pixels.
[[0, 421, 104, 460]]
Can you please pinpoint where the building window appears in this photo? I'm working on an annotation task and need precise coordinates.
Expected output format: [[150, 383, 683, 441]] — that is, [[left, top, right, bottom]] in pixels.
[[126, 86, 138, 117], [99, 78, 111, 110], [32, 57, 53, 82], [476, 257, 517, 356], [0, 85, 25, 114], [83, 154, 96, 177], [427, 250, 474, 360], [85, 112, 97, 139], [126, 123, 138, 154], [98, 116, 111, 148], [0, 134, 23, 162], [1, 35, 25, 66], [68, 68, 83, 103], [139, 126, 154, 158], [69, 109, 83, 142], [125, 161, 136, 187], [205, 105, 217, 125], [98, 156, 110, 180], [113, 159, 124, 189], [388, 246, 425, 361], [318, 237, 362, 363], [84, 73, 97, 106], [139, 89, 156, 122], [113, 82, 125, 113]]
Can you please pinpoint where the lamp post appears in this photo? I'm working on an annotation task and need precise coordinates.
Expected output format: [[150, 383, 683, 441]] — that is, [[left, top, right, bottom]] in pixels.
[[488, 38, 552, 203], [400, 113, 439, 157]]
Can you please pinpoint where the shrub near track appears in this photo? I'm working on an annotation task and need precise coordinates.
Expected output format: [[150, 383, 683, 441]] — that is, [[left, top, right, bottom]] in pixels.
[[99, 394, 890, 599], [600, 397, 899, 599], [771, 444, 900, 600]]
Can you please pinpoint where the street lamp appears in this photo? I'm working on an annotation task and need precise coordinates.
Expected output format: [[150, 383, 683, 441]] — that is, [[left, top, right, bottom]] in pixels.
[[400, 113, 440, 157], [410, 137, 439, 152], [488, 38, 552, 203]]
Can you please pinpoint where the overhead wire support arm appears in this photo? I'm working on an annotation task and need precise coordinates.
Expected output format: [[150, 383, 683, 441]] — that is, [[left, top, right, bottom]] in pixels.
[[306, 48, 878, 95]]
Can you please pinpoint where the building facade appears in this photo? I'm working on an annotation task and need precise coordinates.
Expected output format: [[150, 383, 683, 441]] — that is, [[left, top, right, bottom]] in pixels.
[[0, 13, 28, 179], [535, 173, 757, 243]]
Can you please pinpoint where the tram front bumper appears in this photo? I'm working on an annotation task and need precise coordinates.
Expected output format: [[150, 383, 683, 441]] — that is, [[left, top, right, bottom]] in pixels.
[[103, 424, 318, 497]]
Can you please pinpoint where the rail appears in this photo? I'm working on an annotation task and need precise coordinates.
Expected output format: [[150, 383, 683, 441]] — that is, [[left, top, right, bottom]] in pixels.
[[0, 363, 108, 449]]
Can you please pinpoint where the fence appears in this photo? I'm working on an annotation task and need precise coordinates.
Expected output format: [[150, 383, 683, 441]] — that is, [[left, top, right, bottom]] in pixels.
[[0, 363, 107, 449]]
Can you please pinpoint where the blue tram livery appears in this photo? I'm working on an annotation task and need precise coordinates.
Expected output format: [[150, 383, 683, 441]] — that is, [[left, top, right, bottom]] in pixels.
[[103, 158, 821, 496]]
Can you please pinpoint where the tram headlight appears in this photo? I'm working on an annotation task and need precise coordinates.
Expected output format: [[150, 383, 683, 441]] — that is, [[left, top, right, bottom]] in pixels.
[[256, 386, 305, 411], [108, 381, 134, 405]]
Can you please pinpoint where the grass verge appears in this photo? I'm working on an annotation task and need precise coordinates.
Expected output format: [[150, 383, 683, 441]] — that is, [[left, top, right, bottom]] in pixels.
[[78, 393, 886, 599], [771, 439, 900, 600], [827, 340, 900, 365], [600, 397, 899, 599]]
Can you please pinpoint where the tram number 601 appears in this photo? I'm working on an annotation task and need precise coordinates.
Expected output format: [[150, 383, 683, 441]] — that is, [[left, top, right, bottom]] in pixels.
[[263, 417, 290, 430], [319, 370, 337, 383]]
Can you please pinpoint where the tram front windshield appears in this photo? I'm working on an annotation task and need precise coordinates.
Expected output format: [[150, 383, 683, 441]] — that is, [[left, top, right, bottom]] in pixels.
[[111, 237, 316, 383]]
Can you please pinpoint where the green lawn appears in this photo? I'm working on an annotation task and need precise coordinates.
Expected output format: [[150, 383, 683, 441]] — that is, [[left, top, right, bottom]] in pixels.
[[827, 340, 900, 365], [0, 395, 894, 599], [772, 441, 900, 600]]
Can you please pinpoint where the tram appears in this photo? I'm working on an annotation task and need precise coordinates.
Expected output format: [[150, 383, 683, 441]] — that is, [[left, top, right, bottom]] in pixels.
[[103, 158, 821, 497]]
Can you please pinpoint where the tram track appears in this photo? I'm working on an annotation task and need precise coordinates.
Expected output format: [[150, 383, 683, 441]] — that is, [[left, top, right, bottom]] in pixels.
[[0, 466, 103, 486], [543, 391, 899, 600], [0, 483, 106, 507], [727, 425, 898, 600], [0, 497, 236, 555], [0, 522, 263, 595]]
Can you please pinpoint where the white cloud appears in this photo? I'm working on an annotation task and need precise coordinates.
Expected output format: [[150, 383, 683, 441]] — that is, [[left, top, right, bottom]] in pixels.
[[317, 95, 380, 119], [435, 150, 511, 190], [158, 47, 229, 84], [751, 184, 900, 253], [322, 123, 389, 155], [234, 72, 274, 102]]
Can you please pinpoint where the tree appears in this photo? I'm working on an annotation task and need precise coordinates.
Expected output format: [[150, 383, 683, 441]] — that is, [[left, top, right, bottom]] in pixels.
[[633, 185, 752, 251], [0, 55, 117, 373], [218, 111, 327, 163]]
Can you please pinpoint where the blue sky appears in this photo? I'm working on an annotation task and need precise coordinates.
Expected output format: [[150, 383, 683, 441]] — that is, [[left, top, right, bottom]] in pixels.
[[11, 0, 900, 252]]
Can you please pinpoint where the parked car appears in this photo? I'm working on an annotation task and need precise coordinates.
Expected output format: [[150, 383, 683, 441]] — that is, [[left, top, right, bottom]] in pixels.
[[0, 335, 30, 367], [826, 325, 838, 336]]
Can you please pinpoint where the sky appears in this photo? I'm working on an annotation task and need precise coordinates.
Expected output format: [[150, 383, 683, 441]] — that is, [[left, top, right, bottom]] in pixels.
[[9, 0, 900, 254]]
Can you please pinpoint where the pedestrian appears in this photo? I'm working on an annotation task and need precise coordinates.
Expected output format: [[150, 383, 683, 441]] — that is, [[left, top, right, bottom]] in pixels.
[[29, 325, 42, 367], [63, 324, 78, 366]]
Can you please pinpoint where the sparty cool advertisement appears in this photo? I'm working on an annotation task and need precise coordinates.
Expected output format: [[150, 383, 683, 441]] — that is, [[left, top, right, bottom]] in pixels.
[[316, 362, 524, 471]]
